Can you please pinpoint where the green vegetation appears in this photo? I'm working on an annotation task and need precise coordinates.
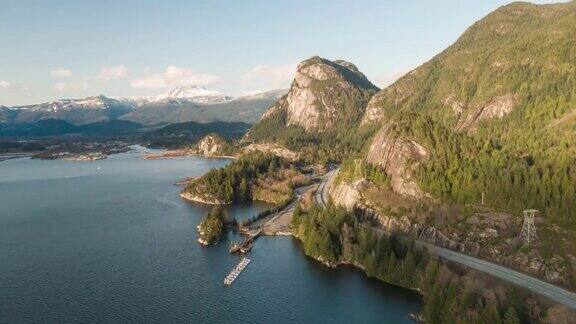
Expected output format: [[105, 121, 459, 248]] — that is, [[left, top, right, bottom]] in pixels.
[[366, 2, 576, 228], [198, 206, 226, 245], [292, 204, 428, 285], [184, 152, 305, 205], [0, 140, 45, 153], [292, 204, 537, 323], [144, 121, 250, 149], [335, 158, 390, 188], [248, 108, 379, 163]]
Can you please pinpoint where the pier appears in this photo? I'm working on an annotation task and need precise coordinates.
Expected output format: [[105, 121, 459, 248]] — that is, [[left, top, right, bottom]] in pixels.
[[229, 229, 261, 254], [224, 257, 251, 285]]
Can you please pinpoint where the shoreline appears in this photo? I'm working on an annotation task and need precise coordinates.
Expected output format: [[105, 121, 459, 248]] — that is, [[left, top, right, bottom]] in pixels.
[[179, 192, 232, 205], [143, 151, 235, 160], [293, 232, 422, 294]]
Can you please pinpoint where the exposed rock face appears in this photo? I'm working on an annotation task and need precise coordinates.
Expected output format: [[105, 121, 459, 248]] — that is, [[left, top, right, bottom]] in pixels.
[[179, 190, 229, 205], [254, 56, 378, 132], [455, 94, 518, 132], [465, 212, 514, 231], [243, 143, 299, 161], [330, 179, 367, 209], [194, 134, 226, 156], [365, 124, 429, 198], [357, 207, 465, 252]]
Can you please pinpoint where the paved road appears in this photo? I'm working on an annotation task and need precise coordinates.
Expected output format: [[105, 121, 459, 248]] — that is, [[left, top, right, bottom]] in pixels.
[[256, 184, 316, 234], [424, 243, 576, 309], [315, 168, 338, 206], [257, 171, 337, 233], [317, 167, 576, 309]]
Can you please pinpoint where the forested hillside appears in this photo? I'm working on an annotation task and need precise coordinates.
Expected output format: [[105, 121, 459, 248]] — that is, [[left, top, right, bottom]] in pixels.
[[362, 1, 576, 228]]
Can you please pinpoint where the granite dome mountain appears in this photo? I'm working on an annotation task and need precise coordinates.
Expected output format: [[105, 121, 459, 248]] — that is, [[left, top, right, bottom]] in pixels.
[[246, 56, 379, 162], [244, 1, 576, 289], [250, 56, 378, 132]]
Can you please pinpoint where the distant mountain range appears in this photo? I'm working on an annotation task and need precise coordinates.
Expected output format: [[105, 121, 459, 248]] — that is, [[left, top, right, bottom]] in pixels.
[[0, 86, 286, 126], [0, 119, 142, 137]]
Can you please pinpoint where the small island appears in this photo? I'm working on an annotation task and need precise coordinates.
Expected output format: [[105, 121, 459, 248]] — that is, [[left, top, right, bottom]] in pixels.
[[197, 206, 226, 246]]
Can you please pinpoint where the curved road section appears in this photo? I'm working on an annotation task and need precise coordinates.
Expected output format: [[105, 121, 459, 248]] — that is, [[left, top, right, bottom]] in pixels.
[[315, 167, 338, 206], [425, 243, 576, 309], [318, 167, 576, 310]]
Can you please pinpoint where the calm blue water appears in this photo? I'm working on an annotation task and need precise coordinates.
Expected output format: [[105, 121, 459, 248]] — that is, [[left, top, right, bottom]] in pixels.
[[0, 147, 421, 323]]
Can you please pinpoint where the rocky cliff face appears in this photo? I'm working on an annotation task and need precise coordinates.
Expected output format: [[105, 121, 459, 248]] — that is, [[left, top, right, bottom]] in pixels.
[[251, 56, 378, 133], [284, 57, 378, 131], [330, 179, 367, 210], [364, 123, 429, 198], [194, 134, 226, 156], [454, 94, 519, 132]]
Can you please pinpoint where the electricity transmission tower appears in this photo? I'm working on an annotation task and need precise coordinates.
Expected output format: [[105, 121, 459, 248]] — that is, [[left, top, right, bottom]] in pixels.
[[520, 209, 538, 246]]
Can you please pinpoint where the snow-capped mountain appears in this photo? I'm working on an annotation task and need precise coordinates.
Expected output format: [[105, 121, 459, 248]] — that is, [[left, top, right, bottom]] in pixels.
[[17, 95, 136, 112], [5, 96, 134, 125], [1, 87, 287, 125], [152, 86, 233, 104], [119, 86, 233, 106]]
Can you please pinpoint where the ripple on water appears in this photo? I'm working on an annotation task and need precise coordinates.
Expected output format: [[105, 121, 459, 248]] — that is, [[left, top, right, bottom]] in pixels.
[[0, 149, 421, 323]]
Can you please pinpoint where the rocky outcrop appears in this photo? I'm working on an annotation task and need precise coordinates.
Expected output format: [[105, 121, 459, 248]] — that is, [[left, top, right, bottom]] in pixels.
[[179, 190, 230, 205], [243, 143, 299, 161], [455, 94, 519, 132], [330, 179, 368, 209], [194, 134, 226, 156], [356, 207, 465, 252], [365, 124, 429, 198]]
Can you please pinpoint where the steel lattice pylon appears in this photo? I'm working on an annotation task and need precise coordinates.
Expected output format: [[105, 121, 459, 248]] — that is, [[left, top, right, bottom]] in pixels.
[[520, 209, 538, 246]]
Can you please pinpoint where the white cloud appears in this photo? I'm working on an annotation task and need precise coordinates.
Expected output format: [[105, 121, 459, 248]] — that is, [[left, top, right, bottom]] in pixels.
[[0, 80, 10, 88], [51, 69, 73, 78], [130, 66, 220, 89], [54, 82, 89, 92], [97, 65, 128, 80], [240, 63, 296, 90]]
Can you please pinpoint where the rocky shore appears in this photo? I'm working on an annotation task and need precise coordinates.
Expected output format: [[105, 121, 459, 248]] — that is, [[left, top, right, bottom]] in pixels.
[[179, 191, 231, 205], [143, 149, 234, 160]]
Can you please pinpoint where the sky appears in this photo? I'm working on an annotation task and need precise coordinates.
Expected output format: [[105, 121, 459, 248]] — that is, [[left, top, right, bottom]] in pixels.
[[0, 0, 566, 106]]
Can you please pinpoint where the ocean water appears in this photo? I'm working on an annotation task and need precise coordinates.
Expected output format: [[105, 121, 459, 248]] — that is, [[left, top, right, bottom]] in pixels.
[[0, 148, 421, 323]]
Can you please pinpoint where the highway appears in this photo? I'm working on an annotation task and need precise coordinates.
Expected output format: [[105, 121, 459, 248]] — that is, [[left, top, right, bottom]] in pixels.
[[255, 169, 338, 234], [317, 167, 576, 310], [425, 243, 576, 309], [314, 168, 338, 206]]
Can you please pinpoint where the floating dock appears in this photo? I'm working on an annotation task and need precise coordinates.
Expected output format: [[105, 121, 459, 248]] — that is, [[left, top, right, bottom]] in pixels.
[[224, 257, 251, 285], [229, 229, 261, 254]]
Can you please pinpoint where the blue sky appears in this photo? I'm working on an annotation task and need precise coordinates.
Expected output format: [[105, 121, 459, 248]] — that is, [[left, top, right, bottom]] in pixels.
[[0, 0, 564, 106]]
